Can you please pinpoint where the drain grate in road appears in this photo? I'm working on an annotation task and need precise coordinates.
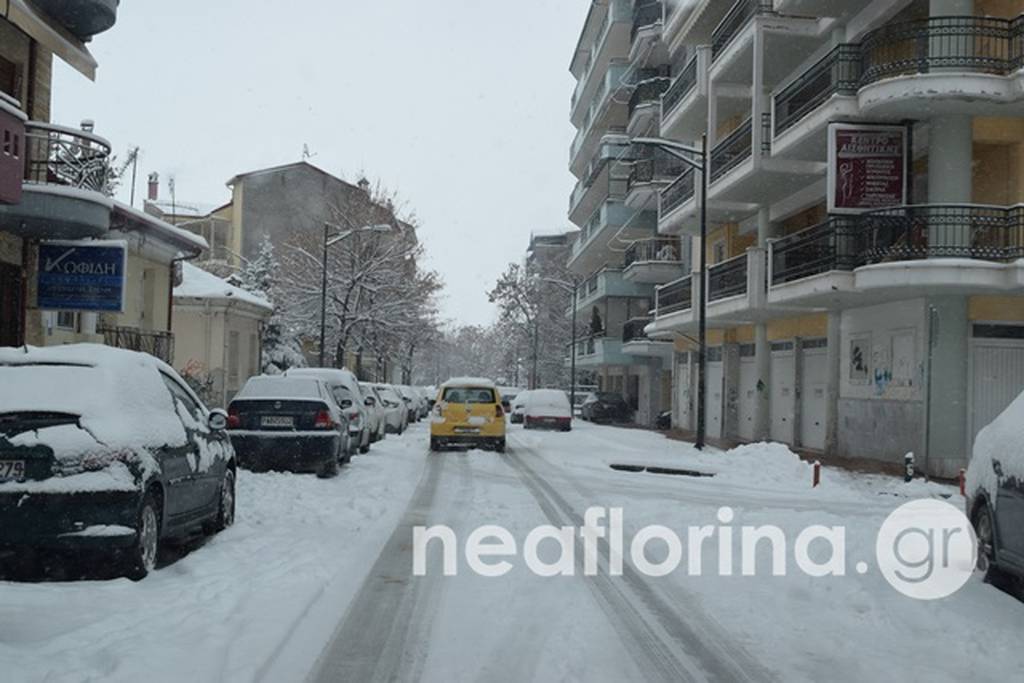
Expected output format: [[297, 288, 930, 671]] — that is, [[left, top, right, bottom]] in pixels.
[[610, 464, 715, 478]]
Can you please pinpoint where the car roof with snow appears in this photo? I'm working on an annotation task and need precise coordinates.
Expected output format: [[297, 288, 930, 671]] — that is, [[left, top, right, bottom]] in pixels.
[[440, 377, 497, 390], [284, 368, 362, 395], [525, 389, 570, 406]]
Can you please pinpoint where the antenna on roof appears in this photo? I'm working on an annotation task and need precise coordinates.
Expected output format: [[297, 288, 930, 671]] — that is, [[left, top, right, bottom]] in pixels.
[[302, 144, 317, 160]]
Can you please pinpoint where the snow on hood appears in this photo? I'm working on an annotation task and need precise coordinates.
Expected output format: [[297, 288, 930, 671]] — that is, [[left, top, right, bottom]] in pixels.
[[175, 262, 273, 311], [966, 389, 1024, 507], [0, 345, 189, 462]]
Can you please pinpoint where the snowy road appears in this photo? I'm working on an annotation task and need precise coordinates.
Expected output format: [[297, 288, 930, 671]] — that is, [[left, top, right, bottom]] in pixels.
[[3, 421, 1024, 682]]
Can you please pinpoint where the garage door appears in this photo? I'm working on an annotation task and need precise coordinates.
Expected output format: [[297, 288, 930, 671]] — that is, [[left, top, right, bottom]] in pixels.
[[799, 339, 828, 451], [705, 348, 724, 441], [971, 325, 1024, 447], [770, 342, 795, 445], [676, 352, 692, 431], [738, 345, 757, 442]]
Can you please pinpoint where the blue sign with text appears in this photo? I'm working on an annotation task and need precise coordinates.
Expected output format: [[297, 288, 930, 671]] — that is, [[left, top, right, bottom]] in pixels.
[[37, 241, 127, 312]]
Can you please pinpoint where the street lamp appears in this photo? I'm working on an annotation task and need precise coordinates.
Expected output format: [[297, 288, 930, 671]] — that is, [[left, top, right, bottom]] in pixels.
[[630, 134, 709, 450], [542, 275, 581, 411], [319, 220, 391, 367]]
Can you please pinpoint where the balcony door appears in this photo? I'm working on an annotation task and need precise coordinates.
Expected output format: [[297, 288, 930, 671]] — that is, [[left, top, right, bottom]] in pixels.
[[0, 261, 24, 346]]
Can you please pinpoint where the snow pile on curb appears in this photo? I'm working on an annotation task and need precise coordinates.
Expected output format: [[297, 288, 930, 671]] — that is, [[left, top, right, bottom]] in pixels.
[[711, 441, 814, 489]]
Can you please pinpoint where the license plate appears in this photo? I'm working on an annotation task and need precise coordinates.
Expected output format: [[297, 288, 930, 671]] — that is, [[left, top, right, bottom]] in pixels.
[[261, 416, 294, 428], [0, 460, 26, 483], [454, 427, 480, 434]]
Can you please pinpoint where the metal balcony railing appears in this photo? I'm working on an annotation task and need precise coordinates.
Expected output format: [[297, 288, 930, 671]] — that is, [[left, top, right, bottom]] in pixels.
[[23, 122, 112, 194], [623, 317, 654, 343], [632, 1, 663, 41], [707, 253, 748, 302], [710, 117, 753, 183], [773, 44, 862, 136], [660, 165, 696, 215], [626, 148, 689, 194], [628, 74, 671, 117], [655, 275, 693, 316], [625, 237, 684, 267], [711, 0, 774, 61], [770, 217, 859, 285], [662, 55, 698, 116], [99, 326, 175, 364], [859, 204, 1024, 262]]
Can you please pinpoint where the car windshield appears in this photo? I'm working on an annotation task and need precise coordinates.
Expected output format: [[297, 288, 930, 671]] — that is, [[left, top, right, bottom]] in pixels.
[[442, 387, 495, 404], [236, 377, 322, 399]]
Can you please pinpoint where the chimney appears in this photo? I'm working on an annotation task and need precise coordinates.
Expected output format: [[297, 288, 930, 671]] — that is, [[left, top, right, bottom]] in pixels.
[[357, 177, 370, 194], [148, 172, 159, 201]]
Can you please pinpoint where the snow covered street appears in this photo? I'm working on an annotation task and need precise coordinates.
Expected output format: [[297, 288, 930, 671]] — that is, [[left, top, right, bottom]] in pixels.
[[3, 421, 1023, 682]]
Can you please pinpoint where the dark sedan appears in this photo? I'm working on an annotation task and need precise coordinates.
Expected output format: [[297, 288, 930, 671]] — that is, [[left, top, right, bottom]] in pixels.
[[228, 376, 350, 478], [0, 344, 236, 580], [579, 392, 633, 423]]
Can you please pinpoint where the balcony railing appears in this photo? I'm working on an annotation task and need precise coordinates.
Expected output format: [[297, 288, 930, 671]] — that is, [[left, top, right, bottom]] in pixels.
[[623, 317, 654, 343], [632, 1, 663, 41], [628, 74, 671, 117], [660, 165, 696, 214], [711, 0, 774, 61], [626, 148, 689, 194], [23, 122, 112, 194], [99, 326, 175, 364], [656, 275, 692, 316], [710, 117, 753, 183], [662, 55, 698, 116], [861, 16, 1023, 85], [770, 217, 859, 285], [774, 44, 862, 136], [707, 253, 748, 302], [625, 237, 683, 267]]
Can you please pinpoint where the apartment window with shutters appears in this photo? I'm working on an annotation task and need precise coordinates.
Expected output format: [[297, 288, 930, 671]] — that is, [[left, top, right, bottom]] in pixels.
[[228, 331, 240, 388]]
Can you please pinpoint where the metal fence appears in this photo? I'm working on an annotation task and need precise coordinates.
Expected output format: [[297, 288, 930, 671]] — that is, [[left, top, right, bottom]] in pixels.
[[23, 122, 112, 193], [99, 326, 175, 364], [655, 275, 693, 316], [707, 253, 748, 302]]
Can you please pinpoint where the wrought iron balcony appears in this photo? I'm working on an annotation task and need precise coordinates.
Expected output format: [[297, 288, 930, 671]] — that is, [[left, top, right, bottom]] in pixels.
[[707, 253, 748, 302], [655, 275, 692, 316], [710, 117, 753, 184], [628, 71, 671, 117], [24, 122, 113, 194], [632, 1, 663, 41], [625, 237, 683, 267], [711, 0, 774, 61], [626, 148, 688, 194], [623, 317, 654, 343], [662, 55, 698, 117], [770, 217, 859, 285], [773, 44, 861, 137], [99, 326, 175, 364], [659, 165, 696, 215]]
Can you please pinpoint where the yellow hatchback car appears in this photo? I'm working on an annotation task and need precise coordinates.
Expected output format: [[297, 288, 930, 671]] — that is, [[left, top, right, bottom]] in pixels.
[[430, 378, 506, 452]]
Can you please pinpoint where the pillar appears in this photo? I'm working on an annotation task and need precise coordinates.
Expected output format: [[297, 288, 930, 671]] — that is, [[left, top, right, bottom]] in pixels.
[[923, 296, 970, 479], [754, 323, 771, 441]]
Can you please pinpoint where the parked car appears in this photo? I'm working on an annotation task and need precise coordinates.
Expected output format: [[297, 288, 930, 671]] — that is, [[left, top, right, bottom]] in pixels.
[[374, 384, 408, 434], [430, 378, 506, 452], [510, 390, 532, 425], [580, 392, 633, 423], [228, 376, 350, 477], [0, 344, 236, 580], [394, 385, 419, 424], [285, 368, 370, 454], [499, 387, 524, 414], [966, 390, 1024, 590], [359, 383, 388, 442], [523, 389, 573, 432]]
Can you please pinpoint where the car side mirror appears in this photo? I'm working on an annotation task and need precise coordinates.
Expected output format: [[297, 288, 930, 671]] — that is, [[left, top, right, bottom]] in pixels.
[[365, 396, 376, 406], [208, 409, 228, 431]]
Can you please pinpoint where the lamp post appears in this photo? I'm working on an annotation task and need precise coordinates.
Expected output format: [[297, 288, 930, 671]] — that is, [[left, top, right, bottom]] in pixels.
[[630, 134, 709, 450], [542, 275, 581, 411], [319, 220, 391, 367]]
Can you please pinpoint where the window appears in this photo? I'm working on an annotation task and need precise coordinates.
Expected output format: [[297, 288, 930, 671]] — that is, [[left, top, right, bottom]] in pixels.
[[56, 312, 77, 331], [442, 387, 495, 404], [161, 372, 205, 424]]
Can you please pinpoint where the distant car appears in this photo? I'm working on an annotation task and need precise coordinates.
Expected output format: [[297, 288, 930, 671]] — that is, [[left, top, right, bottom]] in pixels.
[[510, 390, 532, 425], [374, 384, 408, 434], [285, 368, 370, 454], [966, 391, 1024, 589], [394, 385, 419, 424], [0, 344, 236, 580], [431, 378, 506, 452], [359, 383, 388, 442], [500, 387, 524, 414], [228, 376, 350, 478], [413, 386, 431, 419], [580, 392, 633, 423], [523, 389, 573, 432]]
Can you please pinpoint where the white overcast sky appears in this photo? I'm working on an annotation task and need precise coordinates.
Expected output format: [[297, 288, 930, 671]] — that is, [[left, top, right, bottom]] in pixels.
[[53, 0, 588, 326]]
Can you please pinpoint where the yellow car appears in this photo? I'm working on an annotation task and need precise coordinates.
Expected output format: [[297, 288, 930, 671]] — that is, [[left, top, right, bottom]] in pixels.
[[430, 378, 506, 452]]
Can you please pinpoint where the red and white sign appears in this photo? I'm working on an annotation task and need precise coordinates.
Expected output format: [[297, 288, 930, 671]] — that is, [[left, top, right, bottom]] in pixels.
[[827, 123, 907, 214]]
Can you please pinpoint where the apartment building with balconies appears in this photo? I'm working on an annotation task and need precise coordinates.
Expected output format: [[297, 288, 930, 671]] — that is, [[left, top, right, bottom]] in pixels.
[[567, 0, 688, 426], [650, 0, 1024, 477], [0, 2, 208, 362]]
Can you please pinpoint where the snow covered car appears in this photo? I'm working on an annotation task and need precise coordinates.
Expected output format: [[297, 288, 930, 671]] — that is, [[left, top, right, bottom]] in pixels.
[[580, 392, 633, 423], [0, 345, 236, 580], [359, 383, 388, 442], [499, 387, 524, 414], [285, 368, 371, 454], [394, 385, 420, 424], [430, 378, 506, 452], [965, 391, 1024, 586], [373, 384, 408, 434], [227, 376, 350, 477], [509, 391, 532, 424], [522, 389, 573, 431]]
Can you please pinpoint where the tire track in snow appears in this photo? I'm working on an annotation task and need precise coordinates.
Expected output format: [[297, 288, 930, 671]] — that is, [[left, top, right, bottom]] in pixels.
[[505, 442, 775, 683]]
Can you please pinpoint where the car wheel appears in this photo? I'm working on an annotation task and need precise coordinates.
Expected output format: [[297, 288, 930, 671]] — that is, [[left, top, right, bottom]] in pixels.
[[430, 437, 441, 452], [974, 504, 997, 577], [360, 434, 371, 455], [319, 452, 340, 478], [214, 469, 236, 532], [125, 491, 161, 580], [495, 439, 506, 454]]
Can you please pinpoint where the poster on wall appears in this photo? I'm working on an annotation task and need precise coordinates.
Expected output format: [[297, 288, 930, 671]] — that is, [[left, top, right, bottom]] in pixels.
[[37, 240, 127, 313], [827, 123, 907, 214]]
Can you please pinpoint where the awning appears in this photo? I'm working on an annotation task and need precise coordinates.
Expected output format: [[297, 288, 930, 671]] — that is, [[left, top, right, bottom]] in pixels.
[[2, 0, 98, 80]]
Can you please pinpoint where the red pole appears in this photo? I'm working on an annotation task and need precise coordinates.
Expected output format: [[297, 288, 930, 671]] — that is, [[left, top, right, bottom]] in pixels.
[[813, 461, 821, 488], [959, 469, 966, 497]]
